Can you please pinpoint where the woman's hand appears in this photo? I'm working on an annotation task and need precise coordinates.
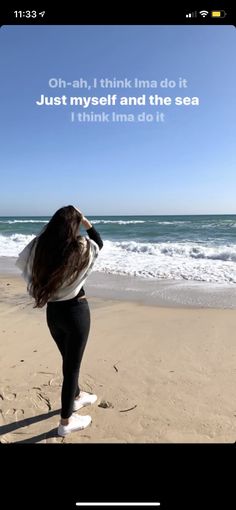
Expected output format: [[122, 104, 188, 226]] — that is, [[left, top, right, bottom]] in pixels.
[[82, 216, 92, 229], [75, 206, 92, 230]]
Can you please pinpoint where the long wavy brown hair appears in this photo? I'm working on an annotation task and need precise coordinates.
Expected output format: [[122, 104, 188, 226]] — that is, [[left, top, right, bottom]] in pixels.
[[29, 206, 90, 308]]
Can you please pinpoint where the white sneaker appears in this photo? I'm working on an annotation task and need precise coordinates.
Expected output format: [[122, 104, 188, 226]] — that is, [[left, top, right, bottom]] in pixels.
[[58, 413, 92, 437], [73, 391, 98, 412]]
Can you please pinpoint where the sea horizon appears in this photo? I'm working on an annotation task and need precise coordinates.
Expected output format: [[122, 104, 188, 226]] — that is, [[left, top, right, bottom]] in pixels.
[[1, 213, 236, 217]]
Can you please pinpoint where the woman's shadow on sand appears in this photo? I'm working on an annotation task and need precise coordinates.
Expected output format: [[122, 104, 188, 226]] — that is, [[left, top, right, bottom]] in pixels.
[[0, 409, 61, 443]]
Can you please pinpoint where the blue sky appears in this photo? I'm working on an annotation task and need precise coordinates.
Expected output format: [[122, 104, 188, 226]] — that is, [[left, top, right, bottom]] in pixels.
[[0, 25, 235, 216]]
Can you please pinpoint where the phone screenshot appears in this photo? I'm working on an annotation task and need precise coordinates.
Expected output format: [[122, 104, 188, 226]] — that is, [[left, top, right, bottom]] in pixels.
[[0, 8, 235, 509]]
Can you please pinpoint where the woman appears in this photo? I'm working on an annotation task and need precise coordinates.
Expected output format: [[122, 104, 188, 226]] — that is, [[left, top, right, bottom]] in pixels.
[[16, 205, 103, 436]]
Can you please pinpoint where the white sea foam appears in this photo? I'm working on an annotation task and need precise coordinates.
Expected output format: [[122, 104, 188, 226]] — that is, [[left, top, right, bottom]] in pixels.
[[0, 234, 36, 256], [0, 220, 48, 224], [91, 220, 145, 224], [93, 240, 236, 284], [91, 220, 189, 225], [156, 221, 191, 225], [2, 235, 236, 283]]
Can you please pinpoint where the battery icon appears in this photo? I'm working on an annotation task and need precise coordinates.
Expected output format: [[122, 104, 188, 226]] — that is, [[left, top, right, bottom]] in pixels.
[[211, 10, 227, 18]]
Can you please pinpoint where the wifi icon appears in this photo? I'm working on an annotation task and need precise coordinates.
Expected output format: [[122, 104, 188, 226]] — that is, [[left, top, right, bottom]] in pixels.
[[199, 10, 209, 17]]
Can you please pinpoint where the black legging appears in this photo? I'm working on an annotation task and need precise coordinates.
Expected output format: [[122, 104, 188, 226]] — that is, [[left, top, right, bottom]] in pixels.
[[46, 297, 91, 419]]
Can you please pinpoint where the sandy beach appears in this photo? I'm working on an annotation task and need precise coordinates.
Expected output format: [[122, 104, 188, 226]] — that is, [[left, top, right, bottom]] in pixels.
[[0, 273, 236, 444]]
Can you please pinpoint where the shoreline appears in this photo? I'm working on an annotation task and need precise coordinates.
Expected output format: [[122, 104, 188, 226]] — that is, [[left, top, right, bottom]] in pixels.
[[1, 256, 236, 309]]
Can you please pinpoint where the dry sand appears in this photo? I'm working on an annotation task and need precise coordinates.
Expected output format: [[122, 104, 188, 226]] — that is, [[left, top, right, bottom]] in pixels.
[[1, 275, 236, 443]]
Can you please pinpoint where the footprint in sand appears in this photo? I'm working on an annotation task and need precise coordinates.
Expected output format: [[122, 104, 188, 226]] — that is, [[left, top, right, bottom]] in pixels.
[[48, 376, 61, 387], [82, 374, 96, 393], [15, 409, 25, 419], [4, 408, 17, 416], [0, 435, 11, 443], [0, 390, 16, 401], [4, 408, 24, 418], [30, 392, 52, 411], [0, 410, 5, 425]]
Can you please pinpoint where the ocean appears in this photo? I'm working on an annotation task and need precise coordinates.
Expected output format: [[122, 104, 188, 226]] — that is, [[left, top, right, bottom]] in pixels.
[[0, 214, 236, 285]]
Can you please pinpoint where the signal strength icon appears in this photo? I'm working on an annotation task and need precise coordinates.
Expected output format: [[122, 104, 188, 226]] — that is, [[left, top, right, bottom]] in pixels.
[[186, 11, 197, 17], [199, 10, 209, 17]]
